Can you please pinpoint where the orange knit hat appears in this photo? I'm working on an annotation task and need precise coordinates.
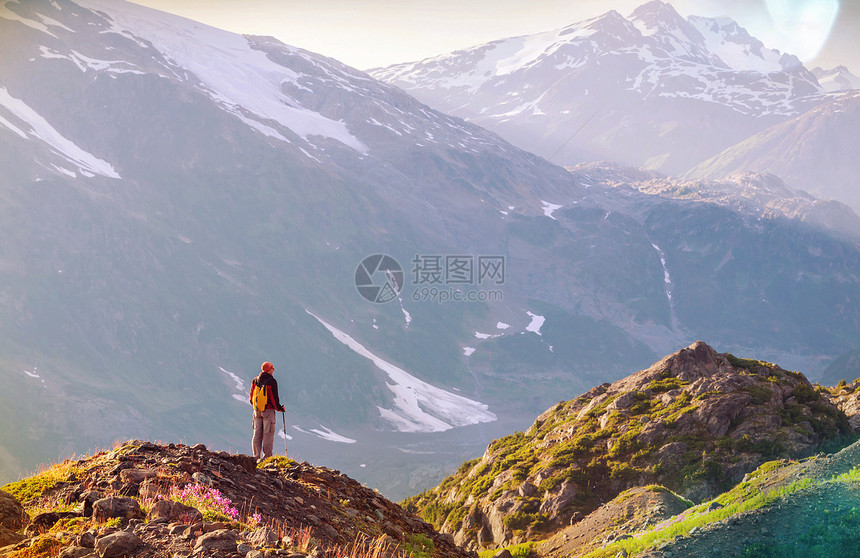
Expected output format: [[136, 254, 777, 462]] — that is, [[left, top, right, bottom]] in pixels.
[[261, 361, 274, 373]]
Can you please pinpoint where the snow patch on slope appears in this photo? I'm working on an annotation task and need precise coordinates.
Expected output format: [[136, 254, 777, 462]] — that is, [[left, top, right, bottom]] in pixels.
[[38, 46, 145, 75], [0, 0, 66, 38], [525, 311, 545, 335], [307, 310, 496, 433], [542, 200, 563, 219], [219, 366, 248, 405], [0, 86, 120, 179], [308, 426, 357, 444], [78, 0, 366, 153]]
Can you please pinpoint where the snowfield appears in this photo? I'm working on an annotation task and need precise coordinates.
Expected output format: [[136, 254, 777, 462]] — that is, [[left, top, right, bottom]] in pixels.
[[0, 86, 121, 179], [77, 0, 367, 154], [307, 310, 496, 433]]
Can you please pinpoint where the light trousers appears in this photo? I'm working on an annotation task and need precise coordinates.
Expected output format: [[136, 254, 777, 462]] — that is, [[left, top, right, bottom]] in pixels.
[[252, 408, 276, 460]]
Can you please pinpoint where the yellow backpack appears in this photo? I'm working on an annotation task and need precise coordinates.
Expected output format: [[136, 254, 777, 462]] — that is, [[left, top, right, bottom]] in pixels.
[[252, 382, 268, 412]]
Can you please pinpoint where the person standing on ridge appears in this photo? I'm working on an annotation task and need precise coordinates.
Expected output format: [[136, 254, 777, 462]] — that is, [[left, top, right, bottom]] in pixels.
[[250, 361, 286, 461]]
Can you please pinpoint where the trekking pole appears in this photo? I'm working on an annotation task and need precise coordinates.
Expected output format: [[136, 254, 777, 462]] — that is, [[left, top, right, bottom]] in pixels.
[[281, 411, 288, 458]]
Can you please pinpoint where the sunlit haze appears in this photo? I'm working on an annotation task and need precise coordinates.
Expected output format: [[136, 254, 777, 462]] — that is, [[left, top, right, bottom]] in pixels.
[[129, 0, 858, 72]]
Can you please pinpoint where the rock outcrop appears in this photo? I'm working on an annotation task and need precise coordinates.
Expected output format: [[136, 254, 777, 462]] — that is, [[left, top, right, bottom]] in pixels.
[[823, 380, 860, 430], [0, 441, 470, 558], [404, 342, 854, 549]]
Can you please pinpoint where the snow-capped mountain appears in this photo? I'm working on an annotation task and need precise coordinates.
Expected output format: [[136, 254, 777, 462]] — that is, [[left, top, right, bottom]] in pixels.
[[1, 0, 859, 499], [811, 65, 860, 92], [371, 0, 827, 175]]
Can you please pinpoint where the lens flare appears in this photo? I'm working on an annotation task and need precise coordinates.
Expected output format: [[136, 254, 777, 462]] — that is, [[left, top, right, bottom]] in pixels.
[[765, 0, 840, 61]]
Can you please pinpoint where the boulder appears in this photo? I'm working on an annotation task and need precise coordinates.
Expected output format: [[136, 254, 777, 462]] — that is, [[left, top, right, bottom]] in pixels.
[[192, 472, 214, 486], [193, 529, 239, 553], [95, 531, 143, 558], [147, 499, 203, 524], [92, 497, 144, 522], [248, 526, 278, 547], [0, 525, 25, 547], [539, 480, 578, 517], [57, 546, 94, 558], [77, 530, 97, 548], [119, 468, 157, 484], [0, 489, 28, 530], [78, 491, 103, 517]]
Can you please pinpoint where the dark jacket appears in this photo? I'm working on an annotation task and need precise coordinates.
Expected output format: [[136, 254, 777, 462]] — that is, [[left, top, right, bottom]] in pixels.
[[250, 372, 285, 412]]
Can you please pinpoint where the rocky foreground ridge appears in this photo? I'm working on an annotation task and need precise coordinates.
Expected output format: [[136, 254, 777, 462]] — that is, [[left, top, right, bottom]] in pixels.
[[0, 441, 469, 558], [404, 341, 856, 550]]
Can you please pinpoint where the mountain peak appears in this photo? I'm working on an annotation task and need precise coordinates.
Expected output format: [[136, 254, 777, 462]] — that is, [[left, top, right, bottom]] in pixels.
[[405, 343, 853, 549], [630, 0, 686, 27], [655, 340, 722, 376]]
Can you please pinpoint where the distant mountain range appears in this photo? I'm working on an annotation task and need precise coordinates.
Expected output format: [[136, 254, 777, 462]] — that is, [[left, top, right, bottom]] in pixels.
[[686, 92, 860, 212], [812, 65, 860, 92], [1, 0, 858, 500], [372, 0, 860, 213]]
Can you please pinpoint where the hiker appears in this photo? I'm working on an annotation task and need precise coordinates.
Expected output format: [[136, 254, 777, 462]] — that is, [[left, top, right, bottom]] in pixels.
[[250, 361, 286, 461]]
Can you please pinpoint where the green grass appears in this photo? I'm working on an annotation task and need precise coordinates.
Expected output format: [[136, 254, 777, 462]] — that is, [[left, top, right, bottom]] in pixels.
[[726, 354, 776, 371], [1, 460, 84, 503], [587, 477, 818, 558], [737, 504, 860, 557], [402, 534, 434, 558], [478, 542, 535, 558], [257, 456, 296, 469], [587, 464, 860, 558], [4, 534, 65, 558]]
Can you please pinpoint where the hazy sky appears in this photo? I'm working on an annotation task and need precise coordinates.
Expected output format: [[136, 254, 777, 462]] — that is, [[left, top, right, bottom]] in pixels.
[[131, 0, 858, 72]]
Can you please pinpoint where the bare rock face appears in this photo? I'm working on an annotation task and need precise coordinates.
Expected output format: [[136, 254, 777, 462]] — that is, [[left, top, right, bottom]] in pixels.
[[0, 525, 26, 547], [95, 531, 143, 558], [822, 381, 860, 429], [146, 499, 203, 524], [194, 529, 240, 554], [405, 342, 854, 549], [92, 497, 144, 522], [0, 489, 28, 530]]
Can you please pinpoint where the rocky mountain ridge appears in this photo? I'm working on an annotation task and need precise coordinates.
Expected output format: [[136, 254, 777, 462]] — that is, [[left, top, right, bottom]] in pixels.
[[686, 91, 860, 214], [0, 440, 467, 558], [371, 0, 830, 176], [404, 342, 855, 549], [567, 162, 860, 242], [812, 65, 860, 92]]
